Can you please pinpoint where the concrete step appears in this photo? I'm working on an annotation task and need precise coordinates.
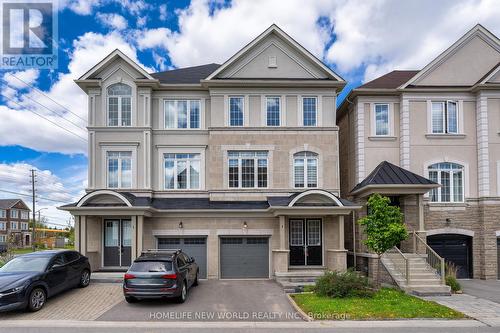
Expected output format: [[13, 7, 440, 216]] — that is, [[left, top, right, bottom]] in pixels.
[[409, 285, 451, 296], [408, 278, 442, 286], [277, 281, 315, 293]]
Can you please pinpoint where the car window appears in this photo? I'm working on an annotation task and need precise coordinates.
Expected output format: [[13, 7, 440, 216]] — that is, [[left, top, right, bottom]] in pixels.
[[176, 255, 186, 268], [130, 261, 172, 272], [63, 252, 80, 263], [0, 256, 51, 272], [52, 254, 65, 267]]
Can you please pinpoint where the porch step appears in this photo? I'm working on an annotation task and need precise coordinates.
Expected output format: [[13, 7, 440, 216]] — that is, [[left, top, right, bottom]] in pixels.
[[277, 281, 315, 293], [275, 269, 326, 292]]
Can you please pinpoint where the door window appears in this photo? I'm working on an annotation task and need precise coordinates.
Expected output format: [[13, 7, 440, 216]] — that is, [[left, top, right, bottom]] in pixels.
[[307, 220, 321, 246], [290, 220, 304, 246], [105, 221, 119, 247], [122, 220, 132, 247]]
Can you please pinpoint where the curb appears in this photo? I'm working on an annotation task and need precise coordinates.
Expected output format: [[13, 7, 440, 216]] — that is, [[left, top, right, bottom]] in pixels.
[[285, 293, 313, 322]]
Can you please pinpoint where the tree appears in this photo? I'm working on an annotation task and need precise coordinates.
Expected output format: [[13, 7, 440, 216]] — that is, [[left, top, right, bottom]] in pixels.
[[358, 193, 408, 287]]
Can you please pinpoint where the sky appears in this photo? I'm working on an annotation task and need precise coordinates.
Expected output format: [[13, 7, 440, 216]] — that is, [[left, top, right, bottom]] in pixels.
[[1, 0, 500, 228]]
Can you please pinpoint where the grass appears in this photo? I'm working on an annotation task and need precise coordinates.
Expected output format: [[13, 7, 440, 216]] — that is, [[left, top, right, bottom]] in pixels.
[[291, 288, 466, 320]]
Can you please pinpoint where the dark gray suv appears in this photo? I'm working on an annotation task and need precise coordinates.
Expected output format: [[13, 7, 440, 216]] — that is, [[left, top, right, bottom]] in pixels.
[[123, 249, 199, 303]]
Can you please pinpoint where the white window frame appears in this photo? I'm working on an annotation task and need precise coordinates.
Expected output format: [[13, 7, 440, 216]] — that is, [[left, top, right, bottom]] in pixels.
[[372, 103, 391, 136], [163, 99, 201, 129], [163, 153, 202, 190], [293, 152, 319, 188], [265, 96, 281, 127], [228, 96, 245, 127], [10, 209, 18, 219], [106, 151, 133, 189], [21, 222, 28, 230], [21, 211, 29, 220], [428, 162, 464, 203], [11, 221, 18, 230], [0, 235, 6, 243], [228, 151, 269, 189], [0, 222, 6, 230], [0, 209, 5, 218], [301, 96, 318, 127], [429, 100, 459, 134], [107, 83, 132, 127]]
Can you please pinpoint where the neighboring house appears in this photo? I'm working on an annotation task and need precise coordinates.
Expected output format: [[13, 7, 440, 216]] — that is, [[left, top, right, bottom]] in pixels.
[[0, 199, 31, 251], [60, 25, 360, 278], [338, 24, 500, 280]]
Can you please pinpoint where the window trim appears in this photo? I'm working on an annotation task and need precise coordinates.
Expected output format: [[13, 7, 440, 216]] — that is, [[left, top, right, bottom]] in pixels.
[[0, 222, 6, 230], [106, 151, 134, 189], [265, 96, 281, 127], [227, 151, 269, 189], [10, 209, 18, 219], [0, 235, 6, 243], [0, 209, 5, 218], [301, 96, 318, 127], [371, 103, 392, 136], [11, 221, 18, 230], [106, 83, 133, 127], [293, 151, 319, 189], [163, 153, 202, 190], [428, 100, 459, 135], [158, 147, 206, 191], [163, 99, 201, 129], [228, 96, 245, 127], [427, 162, 465, 203]]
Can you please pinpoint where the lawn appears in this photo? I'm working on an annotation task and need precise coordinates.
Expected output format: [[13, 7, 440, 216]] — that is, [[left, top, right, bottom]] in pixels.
[[291, 288, 465, 320]]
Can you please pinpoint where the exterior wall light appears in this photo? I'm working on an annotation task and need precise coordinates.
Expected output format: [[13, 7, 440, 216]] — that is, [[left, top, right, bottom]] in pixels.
[[179, 221, 183, 229], [243, 221, 248, 229]]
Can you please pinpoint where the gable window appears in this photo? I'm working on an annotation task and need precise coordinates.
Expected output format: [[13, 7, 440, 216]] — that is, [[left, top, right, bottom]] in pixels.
[[107, 151, 132, 189], [0, 209, 5, 218], [11, 221, 18, 230], [303, 97, 317, 126], [428, 162, 464, 203], [374, 104, 389, 136], [266, 96, 280, 126], [431, 101, 458, 134], [10, 209, 18, 219], [229, 96, 244, 126], [107, 83, 132, 127], [228, 151, 268, 188], [164, 100, 200, 129], [164, 153, 200, 190], [21, 211, 29, 220], [294, 151, 318, 188]]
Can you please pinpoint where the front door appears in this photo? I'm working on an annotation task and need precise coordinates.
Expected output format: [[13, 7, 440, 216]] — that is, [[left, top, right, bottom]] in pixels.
[[289, 219, 322, 266], [104, 219, 132, 267]]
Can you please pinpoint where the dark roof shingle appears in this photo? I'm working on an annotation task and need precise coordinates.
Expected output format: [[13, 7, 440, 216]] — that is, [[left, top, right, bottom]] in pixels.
[[151, 63, 220, 84], [358, 70, 419, 89], [0, 199, 22, 209]]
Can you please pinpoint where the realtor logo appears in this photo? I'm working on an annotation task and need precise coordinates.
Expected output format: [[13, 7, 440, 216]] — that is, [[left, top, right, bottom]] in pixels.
[[0, 0, 58, 69]]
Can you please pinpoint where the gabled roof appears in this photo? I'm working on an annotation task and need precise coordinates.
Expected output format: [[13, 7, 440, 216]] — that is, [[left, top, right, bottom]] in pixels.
[[150, 63, 220, 84], [78, 49, 155, 81], [476, 62, 500, 84], [205, 24, 344, 82], [358, 70, 419, 89], [400, 24, 500, 88], [351, 161, 438, 194], [0, 199, 29, 210]]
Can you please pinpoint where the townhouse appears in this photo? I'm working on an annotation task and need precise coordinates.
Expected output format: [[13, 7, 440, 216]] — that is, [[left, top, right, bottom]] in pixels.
[[61, 25, 359, 279], [0, 199, 31, 251], [338, 24, 500, 280]]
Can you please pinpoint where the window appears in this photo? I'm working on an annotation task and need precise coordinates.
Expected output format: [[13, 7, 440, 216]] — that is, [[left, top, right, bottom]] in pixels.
[[107, 151, 132, 188], [0, 209, 5, 218], [228, 151, 268, 188], [164, 100, 200, 129], [294, 151, 318, 188], [0, 235, 6, 243], [21, 222, 28, 230], [63, 252, 80, 263], [290, 220, 303, 246], [374, 104, 389, 135], [428, 162, 464, 203], [303, 97, 317, 126], [0, 222, 5, 230], [164, 153, 201, 190], [11, 221, 18, 230], [229, 96, 244, 126], [21, 211, 29, 220], [431, 101, 458, 134], [266, 96, 280, 126], [10, 209, 18, 219], [107, 83, 132, 126]]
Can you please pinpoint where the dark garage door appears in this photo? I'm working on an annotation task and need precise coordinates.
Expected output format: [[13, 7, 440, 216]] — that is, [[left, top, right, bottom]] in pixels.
[[158, 237, 207, 279], [497, 238, 500, 280], [220, 237, 269, 279], [427, 234, 472, 279]]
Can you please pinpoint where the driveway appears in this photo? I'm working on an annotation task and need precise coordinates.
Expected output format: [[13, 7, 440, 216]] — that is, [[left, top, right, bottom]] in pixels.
[[460, 279, 500, 304], [97, 280, 301, 322]]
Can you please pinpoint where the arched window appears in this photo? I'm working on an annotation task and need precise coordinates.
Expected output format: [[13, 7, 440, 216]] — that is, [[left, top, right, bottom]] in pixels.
[[107, 83, 132, 126], [428, 162, 464, 202], [293, 151, 318, 188]]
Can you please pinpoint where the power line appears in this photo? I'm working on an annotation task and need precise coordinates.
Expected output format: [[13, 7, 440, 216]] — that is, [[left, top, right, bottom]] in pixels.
[[0, 188, 71, 203], [5, 72, 88, 123], [1, 94, 88, 142]]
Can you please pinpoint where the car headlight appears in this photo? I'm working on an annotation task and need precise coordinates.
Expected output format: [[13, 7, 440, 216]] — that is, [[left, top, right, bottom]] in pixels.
[[0, 286, 25, 298]]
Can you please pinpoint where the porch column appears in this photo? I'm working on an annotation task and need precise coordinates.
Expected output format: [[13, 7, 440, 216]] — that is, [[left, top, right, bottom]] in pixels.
[[326, 215, 347, 272], [137, 215, 144, 256], [416, 194, 425, 232], [272, 215, 289, 274], [80, 215, 87, 256], [74, 217, 80, 252], [131, 216, 138, 261], [338, 215, 345, 250]]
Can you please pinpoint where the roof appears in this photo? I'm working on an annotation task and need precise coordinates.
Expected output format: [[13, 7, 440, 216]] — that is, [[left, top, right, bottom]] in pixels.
[[0, 199, 29, 210], [358, 70, 419, 89], [150, 63, 220, 84], [351, 161, 437, 193]]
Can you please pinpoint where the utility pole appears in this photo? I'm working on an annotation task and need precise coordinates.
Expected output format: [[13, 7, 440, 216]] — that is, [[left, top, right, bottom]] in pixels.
[[30, 169, 36, 251]]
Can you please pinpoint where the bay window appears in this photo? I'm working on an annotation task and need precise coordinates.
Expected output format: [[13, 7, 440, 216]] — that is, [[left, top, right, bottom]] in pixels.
[[164, 153, 201, 190], [164, 100, 200, 129], [107, 151, 132, 189], [228, 151, 268, 188], [294, 151, 318, 188], [107, 83, 132, 126], [428, 162, 464, 203], [431, 101, 458, 134]]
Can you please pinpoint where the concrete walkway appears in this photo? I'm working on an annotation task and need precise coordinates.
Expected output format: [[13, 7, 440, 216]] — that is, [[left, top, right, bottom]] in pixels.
[[460, 279, 500, 304]]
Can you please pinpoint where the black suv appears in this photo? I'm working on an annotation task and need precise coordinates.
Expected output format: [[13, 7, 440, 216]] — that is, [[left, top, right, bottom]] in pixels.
[[123, 249, 199, 303]]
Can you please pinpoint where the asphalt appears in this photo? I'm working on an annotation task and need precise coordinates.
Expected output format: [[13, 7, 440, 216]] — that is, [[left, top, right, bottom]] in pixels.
[[460, 279, 500, 304], [97, 280, 301, 322]]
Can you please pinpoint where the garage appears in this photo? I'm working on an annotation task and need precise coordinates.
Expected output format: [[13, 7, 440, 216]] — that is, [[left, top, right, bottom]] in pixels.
[[427, 234, 473, 279], [497, 238, 500, 279], [157, 237, 207, 279], [220, 237, 269, 279]]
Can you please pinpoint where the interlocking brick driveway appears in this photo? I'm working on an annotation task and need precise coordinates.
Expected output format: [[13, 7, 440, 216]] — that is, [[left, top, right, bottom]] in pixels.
[[0, 283, 123, 321]]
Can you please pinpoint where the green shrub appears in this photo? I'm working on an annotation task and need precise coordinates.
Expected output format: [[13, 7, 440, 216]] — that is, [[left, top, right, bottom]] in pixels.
[[445, 276, 461, 293], [314, 269, 374, 298]]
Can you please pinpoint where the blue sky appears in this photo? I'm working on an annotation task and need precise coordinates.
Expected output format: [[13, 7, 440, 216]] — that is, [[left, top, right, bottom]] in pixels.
[[1, 0, 500, 227]]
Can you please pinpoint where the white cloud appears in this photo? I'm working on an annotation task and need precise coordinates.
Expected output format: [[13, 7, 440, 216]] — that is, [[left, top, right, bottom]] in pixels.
[[159, 4, 168, 21], [64, 0, 102, 15], [96, 12, 128, 31], [3, 69, 39, 89], [0, 163, 86, 228]]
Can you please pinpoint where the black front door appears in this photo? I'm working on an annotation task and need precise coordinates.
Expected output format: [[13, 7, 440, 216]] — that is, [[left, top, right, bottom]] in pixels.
[[104, 219, 132, 267], [289, 219, 322, 266]]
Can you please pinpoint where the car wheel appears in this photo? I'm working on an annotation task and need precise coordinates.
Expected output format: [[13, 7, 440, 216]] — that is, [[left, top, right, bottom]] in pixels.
[[125, 296, 138, 303], [177, 281, 187, 303], [193, 271, 199, 286], [27, 287, 46, 312], [79, 269, 91, 288]]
